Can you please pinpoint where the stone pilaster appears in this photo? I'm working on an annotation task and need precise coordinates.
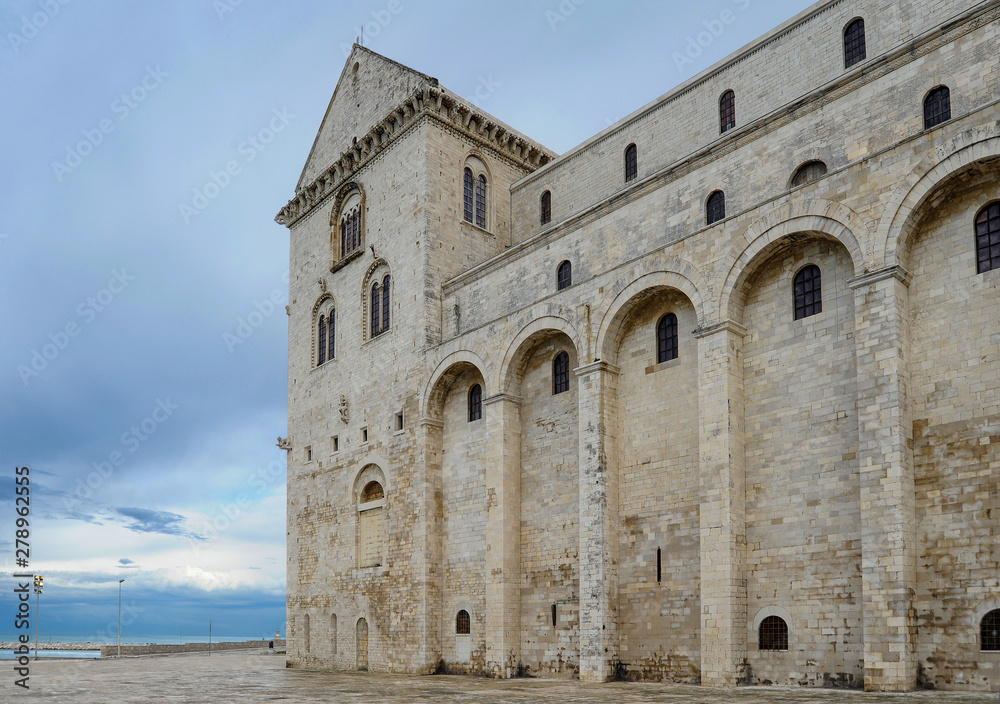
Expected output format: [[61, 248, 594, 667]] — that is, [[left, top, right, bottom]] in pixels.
[[575, 361, 620, 683], [415, 417, 444, 672], [482, 393, 522, 677], [695, 320, 747, 687], [849, 266, 917, 692]]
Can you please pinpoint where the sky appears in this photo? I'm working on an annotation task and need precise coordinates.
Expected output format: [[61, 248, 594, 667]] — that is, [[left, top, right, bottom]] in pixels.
[[0, 0, 816, 642]]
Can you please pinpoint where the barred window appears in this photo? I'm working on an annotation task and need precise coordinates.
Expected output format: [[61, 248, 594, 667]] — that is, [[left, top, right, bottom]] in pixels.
[[657, 313, 678, 364], [476, 174, 488, 228], [791, 160, 828, 188], [318, 315, 327, 365], [327, 309, 336, 361], [381, 275, 391, 333], [759, 616, 788, 651], [625, 144, 637, 182], [371, 282, 380, 338], [469, 384, 482, 422], [541, 190, 552, 225], [981, 610, 1000, 651], [844, 18, 866, 68], [793, 265, 822, 320], [720, 90, 736, 133], [707, 190, 726, 225], [553, 351, 570, 395], [463, 167, 474, 223], [557, 261, 572, 290], [924, 86, 951, 130], [456, 610, 471, 635], [976, 201, 1000, 274]]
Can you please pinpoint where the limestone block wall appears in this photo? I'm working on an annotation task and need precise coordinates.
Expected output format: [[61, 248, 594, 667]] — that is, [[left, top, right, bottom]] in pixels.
[[741, 238, 862, 687], [615, 292, 701, 682], [518, 335, 580, 677], [908, 172, 1000, 691]]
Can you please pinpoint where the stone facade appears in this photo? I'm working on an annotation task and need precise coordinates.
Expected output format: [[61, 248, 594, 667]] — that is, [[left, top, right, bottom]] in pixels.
[[277, 0, 1000, 692]]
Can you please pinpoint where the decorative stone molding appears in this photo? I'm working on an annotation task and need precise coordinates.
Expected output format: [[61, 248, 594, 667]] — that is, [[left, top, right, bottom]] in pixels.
[[848, 264, 912, 289], [693, 320, 748, 339]]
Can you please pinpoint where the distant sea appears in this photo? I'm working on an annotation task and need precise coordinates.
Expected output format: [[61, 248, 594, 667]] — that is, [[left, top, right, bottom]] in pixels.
[[0, 634, 282, 659]]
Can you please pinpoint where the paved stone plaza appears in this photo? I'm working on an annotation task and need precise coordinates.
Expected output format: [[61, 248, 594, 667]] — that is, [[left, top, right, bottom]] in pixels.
[[6, 652, 999, 703]]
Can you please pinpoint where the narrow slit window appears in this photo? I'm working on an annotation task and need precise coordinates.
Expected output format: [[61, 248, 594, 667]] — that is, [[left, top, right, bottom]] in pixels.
[[469, 384, 482, 422], [844, 18, 866, 68], [720, 90, 736, 133], [656, 548, 662, 583], [318, 315, 327, 365], [381, 274, 391, 333], [371, 282, 380, 337], [976, 201, 1000, 274], [924, 86, 951, 130], [540, 190, 552, 225], [707, 190, 726, 225], [475, 174, 487, 228], [793, 265, 822, 320], [463, 168, 474, 223], [657, 313, 679, 364], [759, 616, 788, 651], [327, 309, 336, 361], [557, 261, 572, 290], [625, 144, 637, 182], [553, 351, 570, 395], [551, 604, 557, 627]]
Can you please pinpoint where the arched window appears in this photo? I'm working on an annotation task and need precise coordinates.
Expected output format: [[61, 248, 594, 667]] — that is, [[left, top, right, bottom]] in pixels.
[[469, 384, 482, 422], [976, 201, 1000, 274], [844, 18, 866, 68], [337, 192, 363, 260], [793, 265, 822, 320], [924, 86, 951, 129], [327, 309, 336, 361], [476, 175, 488, 228], [553, 351, 570, 395], [330, 613, 338, 656], [456, 610, 471, 635], [358, 480, 385, 569], [981, 609, 1000, 651], [707, 190, 726, 225], [463, 167, 474, 223], [361, 481, 384, 502], [540, 190, 552, 225], [791, 160, 828, 188], [381, 274, 391, 333], [557, 260, 572, 290], [625, 144, 637, 182], [370, 282, 380, 338], [759, 616, 788, 651], [720, 90, 736, 133], [318, 315, 327, 365], [657, 313, 679, 363]]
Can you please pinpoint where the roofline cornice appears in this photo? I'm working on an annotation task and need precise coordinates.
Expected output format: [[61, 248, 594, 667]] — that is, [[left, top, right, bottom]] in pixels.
[[275, 84, 557, 228]]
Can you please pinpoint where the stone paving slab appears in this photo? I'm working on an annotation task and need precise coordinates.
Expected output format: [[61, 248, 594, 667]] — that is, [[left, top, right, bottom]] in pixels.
[[3, 652, 998, 703]]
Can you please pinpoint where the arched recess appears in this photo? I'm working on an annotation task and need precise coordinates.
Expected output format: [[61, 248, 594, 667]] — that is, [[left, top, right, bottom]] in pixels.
[[718, 204, 865, 324], [596, 270, 707, 366], [312, 293, 336, 367], [498, 315, 581, 396], [879, 127, 1000, 270], [329, 182, 365, 267], [361, 258, 392, 341], [421, 350, 490, 422]]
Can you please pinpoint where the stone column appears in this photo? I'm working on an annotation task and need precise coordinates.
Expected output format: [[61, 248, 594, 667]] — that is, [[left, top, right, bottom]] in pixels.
[[482, 393, 522, 677], [575, 361, 620, 683], [415, 417, 444, 673], [849, 266, 917, 692], [694, 321, 747, 687]]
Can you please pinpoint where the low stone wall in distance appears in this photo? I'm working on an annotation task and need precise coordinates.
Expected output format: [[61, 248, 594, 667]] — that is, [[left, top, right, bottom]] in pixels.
[[99, 639, 286, 657]]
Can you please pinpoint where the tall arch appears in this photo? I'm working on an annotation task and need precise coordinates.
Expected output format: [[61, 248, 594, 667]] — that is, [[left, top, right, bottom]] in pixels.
[[421, 350, 490, 421], [879, 127, 1000, 270], [498, 315, 581, 396]]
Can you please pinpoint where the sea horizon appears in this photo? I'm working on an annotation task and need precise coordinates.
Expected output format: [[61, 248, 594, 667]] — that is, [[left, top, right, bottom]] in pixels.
[[0, 633, 283, 645]]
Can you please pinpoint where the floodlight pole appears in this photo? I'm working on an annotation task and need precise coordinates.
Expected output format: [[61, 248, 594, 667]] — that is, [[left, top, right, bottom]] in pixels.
[[118, 579, 125, 658], [33, 589, 39, 660]]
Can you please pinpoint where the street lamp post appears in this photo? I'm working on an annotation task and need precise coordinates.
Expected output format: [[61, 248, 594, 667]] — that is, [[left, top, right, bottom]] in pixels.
[[118, 579, 125, 658], [33, 575, 43, 661]]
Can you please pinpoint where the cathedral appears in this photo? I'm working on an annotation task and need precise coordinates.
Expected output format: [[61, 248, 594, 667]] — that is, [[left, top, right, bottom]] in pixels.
[[276, 0, 1000, 691]]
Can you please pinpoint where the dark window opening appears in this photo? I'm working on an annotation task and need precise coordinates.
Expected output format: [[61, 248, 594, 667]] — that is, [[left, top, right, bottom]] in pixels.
[[707, 190, 726, 225], [557, 260, 572, 290], [625, 144, 637, 182], [475, 174, 487, 228], [469, 384, 482, 422], [541, 190, 552, 225], [657, 313, 679, 364], [793, 265, 822, 320], [656, 548, 662, 583], [976, 201, 1000, 274], [463, 167, 474, 223], [327, 309, 336, 361], [982, 610, 1000, 651], [551, 604, 557, 627], [844, 18, 866, 68], [381, 274, 391, 333], [340, 206, 362, 259], [370, 282, 380, 338], [759, 616, 788, 651], [456, 610, 471, 635], [720, 90, 736, 133], [318, 315, 327, 365], [791, 160, 828, 188], [924, 86, 951, 130], [553, 351, 570, 395]]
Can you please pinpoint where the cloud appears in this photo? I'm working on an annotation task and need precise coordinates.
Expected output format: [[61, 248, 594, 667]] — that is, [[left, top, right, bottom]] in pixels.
[[119, 558, 134, 564], [116, 507, 203, 539]]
